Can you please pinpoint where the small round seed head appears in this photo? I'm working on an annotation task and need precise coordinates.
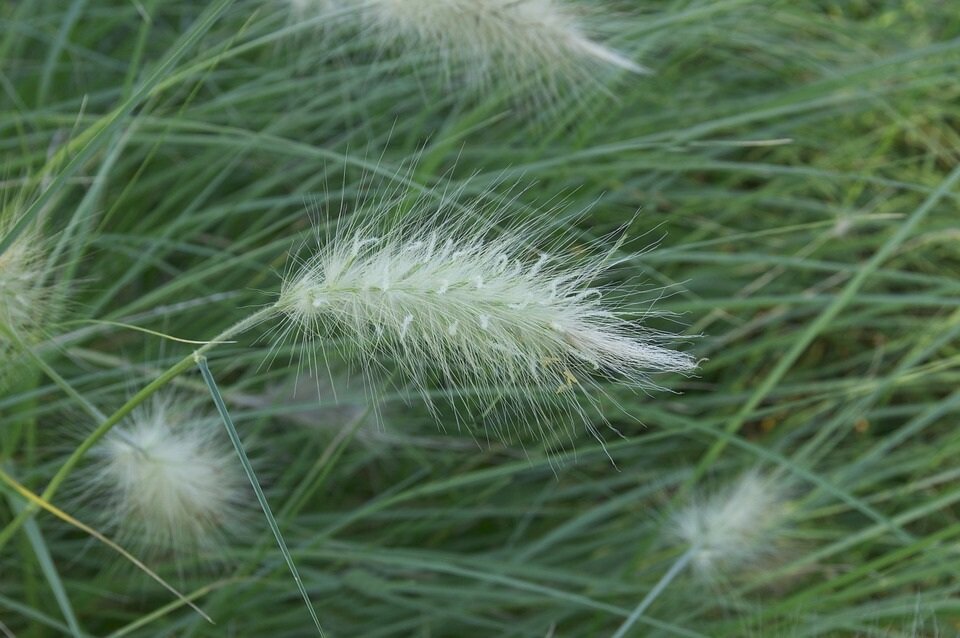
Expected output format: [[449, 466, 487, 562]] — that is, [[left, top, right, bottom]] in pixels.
[[85, 395, 247, 556], [274, 205, 695, 437], [672, 472, 790, 577], [306, 0, 645, 100]]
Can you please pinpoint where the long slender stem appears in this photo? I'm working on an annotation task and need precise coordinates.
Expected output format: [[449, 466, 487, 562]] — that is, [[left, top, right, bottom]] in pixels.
[[0, 305, 276, 554], [611, 548, 694, 638], [196, 355, 324, 636]]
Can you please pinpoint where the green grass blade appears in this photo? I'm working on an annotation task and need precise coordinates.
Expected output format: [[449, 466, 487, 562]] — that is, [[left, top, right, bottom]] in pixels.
[[195, 355, 324, 637], [6, 494, 84, 637]]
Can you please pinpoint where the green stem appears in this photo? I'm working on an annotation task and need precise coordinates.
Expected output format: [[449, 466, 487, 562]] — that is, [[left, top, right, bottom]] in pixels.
[[196, 355, 324, 636], [611, 548, 694, 638], [0, 305, 276, 554]]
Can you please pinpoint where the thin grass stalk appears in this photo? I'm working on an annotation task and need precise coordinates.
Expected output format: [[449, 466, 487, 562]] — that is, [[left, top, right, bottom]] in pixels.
[[196, 355, 324, 636], [611, 549, 693, 638]]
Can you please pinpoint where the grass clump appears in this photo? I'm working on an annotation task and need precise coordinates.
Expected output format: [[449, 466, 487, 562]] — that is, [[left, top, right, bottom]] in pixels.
[[1, 1, 959, 636]]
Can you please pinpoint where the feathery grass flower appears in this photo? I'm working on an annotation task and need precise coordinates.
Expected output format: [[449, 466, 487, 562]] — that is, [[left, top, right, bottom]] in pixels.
[[274, 206, 695, 432], [308, 0, 644, 99], [672, 472, 790, 577], [84, 394, 247, 555]]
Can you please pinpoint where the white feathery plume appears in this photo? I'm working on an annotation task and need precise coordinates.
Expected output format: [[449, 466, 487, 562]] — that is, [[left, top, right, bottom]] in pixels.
[[305, 0, 645, 97], [273, 203, 695, 432], [672, 472, 790, 577], [84, 394, 247, 555]]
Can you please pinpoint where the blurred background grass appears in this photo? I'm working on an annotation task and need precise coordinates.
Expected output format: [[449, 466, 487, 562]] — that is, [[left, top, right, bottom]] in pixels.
[[1, 0, 959, 635]]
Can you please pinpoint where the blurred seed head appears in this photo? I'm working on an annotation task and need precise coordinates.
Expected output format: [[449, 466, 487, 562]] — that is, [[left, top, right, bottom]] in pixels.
[[0, 216, 53, 388], [0, 242, 40, 330], [300, 0, 645, 100], [84, 394, 247, 556], [672, 472, 790, 577]]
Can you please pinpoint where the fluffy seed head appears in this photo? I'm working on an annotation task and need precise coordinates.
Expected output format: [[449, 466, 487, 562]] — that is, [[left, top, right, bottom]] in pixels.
[[85, 395, 246, 555], [274, 203, 695, 434], [0, 217, 52, 387], [672, 472, 790, 577], [0, 240, 42, 332], [309, 0, 644, 99]]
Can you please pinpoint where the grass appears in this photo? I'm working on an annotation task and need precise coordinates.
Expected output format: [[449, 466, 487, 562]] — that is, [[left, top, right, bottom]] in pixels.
[[1, 0, 959, 636]]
